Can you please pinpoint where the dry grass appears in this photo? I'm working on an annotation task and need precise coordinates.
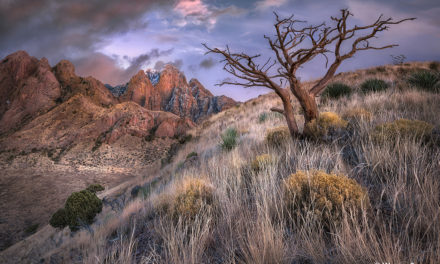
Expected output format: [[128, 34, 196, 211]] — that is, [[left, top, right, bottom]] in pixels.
[[3, 62, 440, 263]]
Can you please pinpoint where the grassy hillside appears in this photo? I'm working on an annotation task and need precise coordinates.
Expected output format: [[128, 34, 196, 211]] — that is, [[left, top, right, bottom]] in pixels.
[[2, 61, 440, 263]]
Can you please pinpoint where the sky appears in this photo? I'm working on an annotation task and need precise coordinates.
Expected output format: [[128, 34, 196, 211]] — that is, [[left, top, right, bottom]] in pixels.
[[1, 0, 439, 101]]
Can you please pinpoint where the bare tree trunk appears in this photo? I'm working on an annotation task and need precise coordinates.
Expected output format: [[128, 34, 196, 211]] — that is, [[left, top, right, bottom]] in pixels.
[[290, 84, 319, 135], [282, 99, 299, 140]]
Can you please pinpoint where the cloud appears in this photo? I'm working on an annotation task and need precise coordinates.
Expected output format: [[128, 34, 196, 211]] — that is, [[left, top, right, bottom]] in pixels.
[[173, 0, 245, 29], [154, 59, 184, 71], [199, 57, 216, 69], [255, 0, 287, 10], [73, 48, 174, 85], [155, 34, 180, 43], [0, 0, 174, 62]]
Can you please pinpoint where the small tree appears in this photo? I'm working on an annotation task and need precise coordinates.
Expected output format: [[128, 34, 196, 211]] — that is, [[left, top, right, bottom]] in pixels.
[[204, 9, 414, 139]]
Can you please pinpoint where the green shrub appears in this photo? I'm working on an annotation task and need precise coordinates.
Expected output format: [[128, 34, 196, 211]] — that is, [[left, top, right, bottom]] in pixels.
[[360, 79, 389, 93], [49, 208, 68, 229], [186, 151, 198, 159], [305, 112, 348, 139], [86, 184, 104, 193], [429, 61, 439, 71], [407, 71, 439, 92], [283, 170, 370, 228], [322, 83, 352, 99], [220, 128, 238, 151], [258, 112, 269, 123], [373, 119, 434, 142], [265, 126, 290, 147], [49, 190, 102, 231], [24, 223, 39, 235]]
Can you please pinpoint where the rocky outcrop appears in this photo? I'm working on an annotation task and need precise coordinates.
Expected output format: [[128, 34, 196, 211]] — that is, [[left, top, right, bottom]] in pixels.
[[0, 51, 61, 134], [52, 60, 116, 106], [118, 64, 237, 122], [0, 94, 194, 152], [189, 78, 237, 121]]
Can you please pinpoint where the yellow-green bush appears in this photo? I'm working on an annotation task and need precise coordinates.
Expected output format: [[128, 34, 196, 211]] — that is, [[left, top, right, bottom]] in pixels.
[[373, 119, 434, 141], [284, 170, 369, 228], [169, 178, 214, 220], [251, 154, 274, 172], [265, 126, 290, 147], [306, 112, 348, 139], [343, 107, 372, 121]]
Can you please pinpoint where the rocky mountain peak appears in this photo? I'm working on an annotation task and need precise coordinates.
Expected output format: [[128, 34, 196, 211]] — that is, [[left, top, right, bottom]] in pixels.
[[119, 64, 236, 122], [52, 59, 76, 81]]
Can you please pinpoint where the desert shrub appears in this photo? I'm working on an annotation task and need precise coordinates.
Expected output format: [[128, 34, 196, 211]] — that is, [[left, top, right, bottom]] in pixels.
[[86, 184, 104, 193], [186, 151, 198, 159], [167, 178, 214, 220], [321, 83, 352, 99], [407, 70, 439, 92], [376, 66, 387, 72], [429, 61, 439, 71], [220, 128, 238, 151], [178, 134, 192, 144], [360, 78, 389, 93], [265, 126, 290, 147], [24, 223, 39, 235], [283, 170, 370, 228], [258, 112, 269, 123], [50, 190, 102, 231], [49, 208, 68, 229], [64, 190, 102, 231], [342, 107, 372, 121], [251, 154, 274, 172], [306, 112, 348, 139], [373, 119, 434, 142]]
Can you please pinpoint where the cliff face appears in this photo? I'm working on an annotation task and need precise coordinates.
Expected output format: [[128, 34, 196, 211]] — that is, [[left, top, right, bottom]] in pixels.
[[0, 51, 61, 134], [117, 65, 237, 122]]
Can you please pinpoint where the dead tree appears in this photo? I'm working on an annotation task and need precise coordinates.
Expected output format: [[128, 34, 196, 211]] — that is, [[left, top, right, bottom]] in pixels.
[[204, 9, 414, 139]]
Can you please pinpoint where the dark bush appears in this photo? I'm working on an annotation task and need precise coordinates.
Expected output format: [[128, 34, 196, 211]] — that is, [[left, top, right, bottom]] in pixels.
[[321, 83, 352, 99], [186, 151, 198, 159], [429, 61, 439, 71], [258, 112, 268, 123], [360, 79, 389, 93], [24, 223, 39, 235], [49, 190, 102, 231], [86, 184, 104, 193], [49, 208, 68, 229], [64, 190, 102, 231], [407, 71, 439, 92]]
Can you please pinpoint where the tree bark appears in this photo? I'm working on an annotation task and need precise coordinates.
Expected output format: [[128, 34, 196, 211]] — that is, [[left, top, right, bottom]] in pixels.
[[282, 99, 299, 140]]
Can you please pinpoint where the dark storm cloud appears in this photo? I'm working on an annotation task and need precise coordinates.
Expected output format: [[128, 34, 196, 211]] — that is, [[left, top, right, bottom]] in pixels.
[[154, 59, 183, 71], [199, 57, 216, 69], [73, 48, 174, 85], [0, 0, 174, 61]]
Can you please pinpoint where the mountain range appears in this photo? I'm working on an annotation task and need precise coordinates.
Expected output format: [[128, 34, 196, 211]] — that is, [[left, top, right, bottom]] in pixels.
[[0, 51, 236, 153]]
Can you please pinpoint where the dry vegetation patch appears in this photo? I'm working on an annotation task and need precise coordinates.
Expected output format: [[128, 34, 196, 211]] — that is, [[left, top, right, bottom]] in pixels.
[[306, 112, 348, 140], [265, 126, 290, 147], [373, 118, 434, 142], [284, 170, 370, 228]]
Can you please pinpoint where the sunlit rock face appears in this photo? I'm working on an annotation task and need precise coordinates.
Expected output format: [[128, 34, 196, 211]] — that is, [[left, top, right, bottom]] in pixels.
[[117, 64, 237, 122], [0, 51, 61, 134]]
